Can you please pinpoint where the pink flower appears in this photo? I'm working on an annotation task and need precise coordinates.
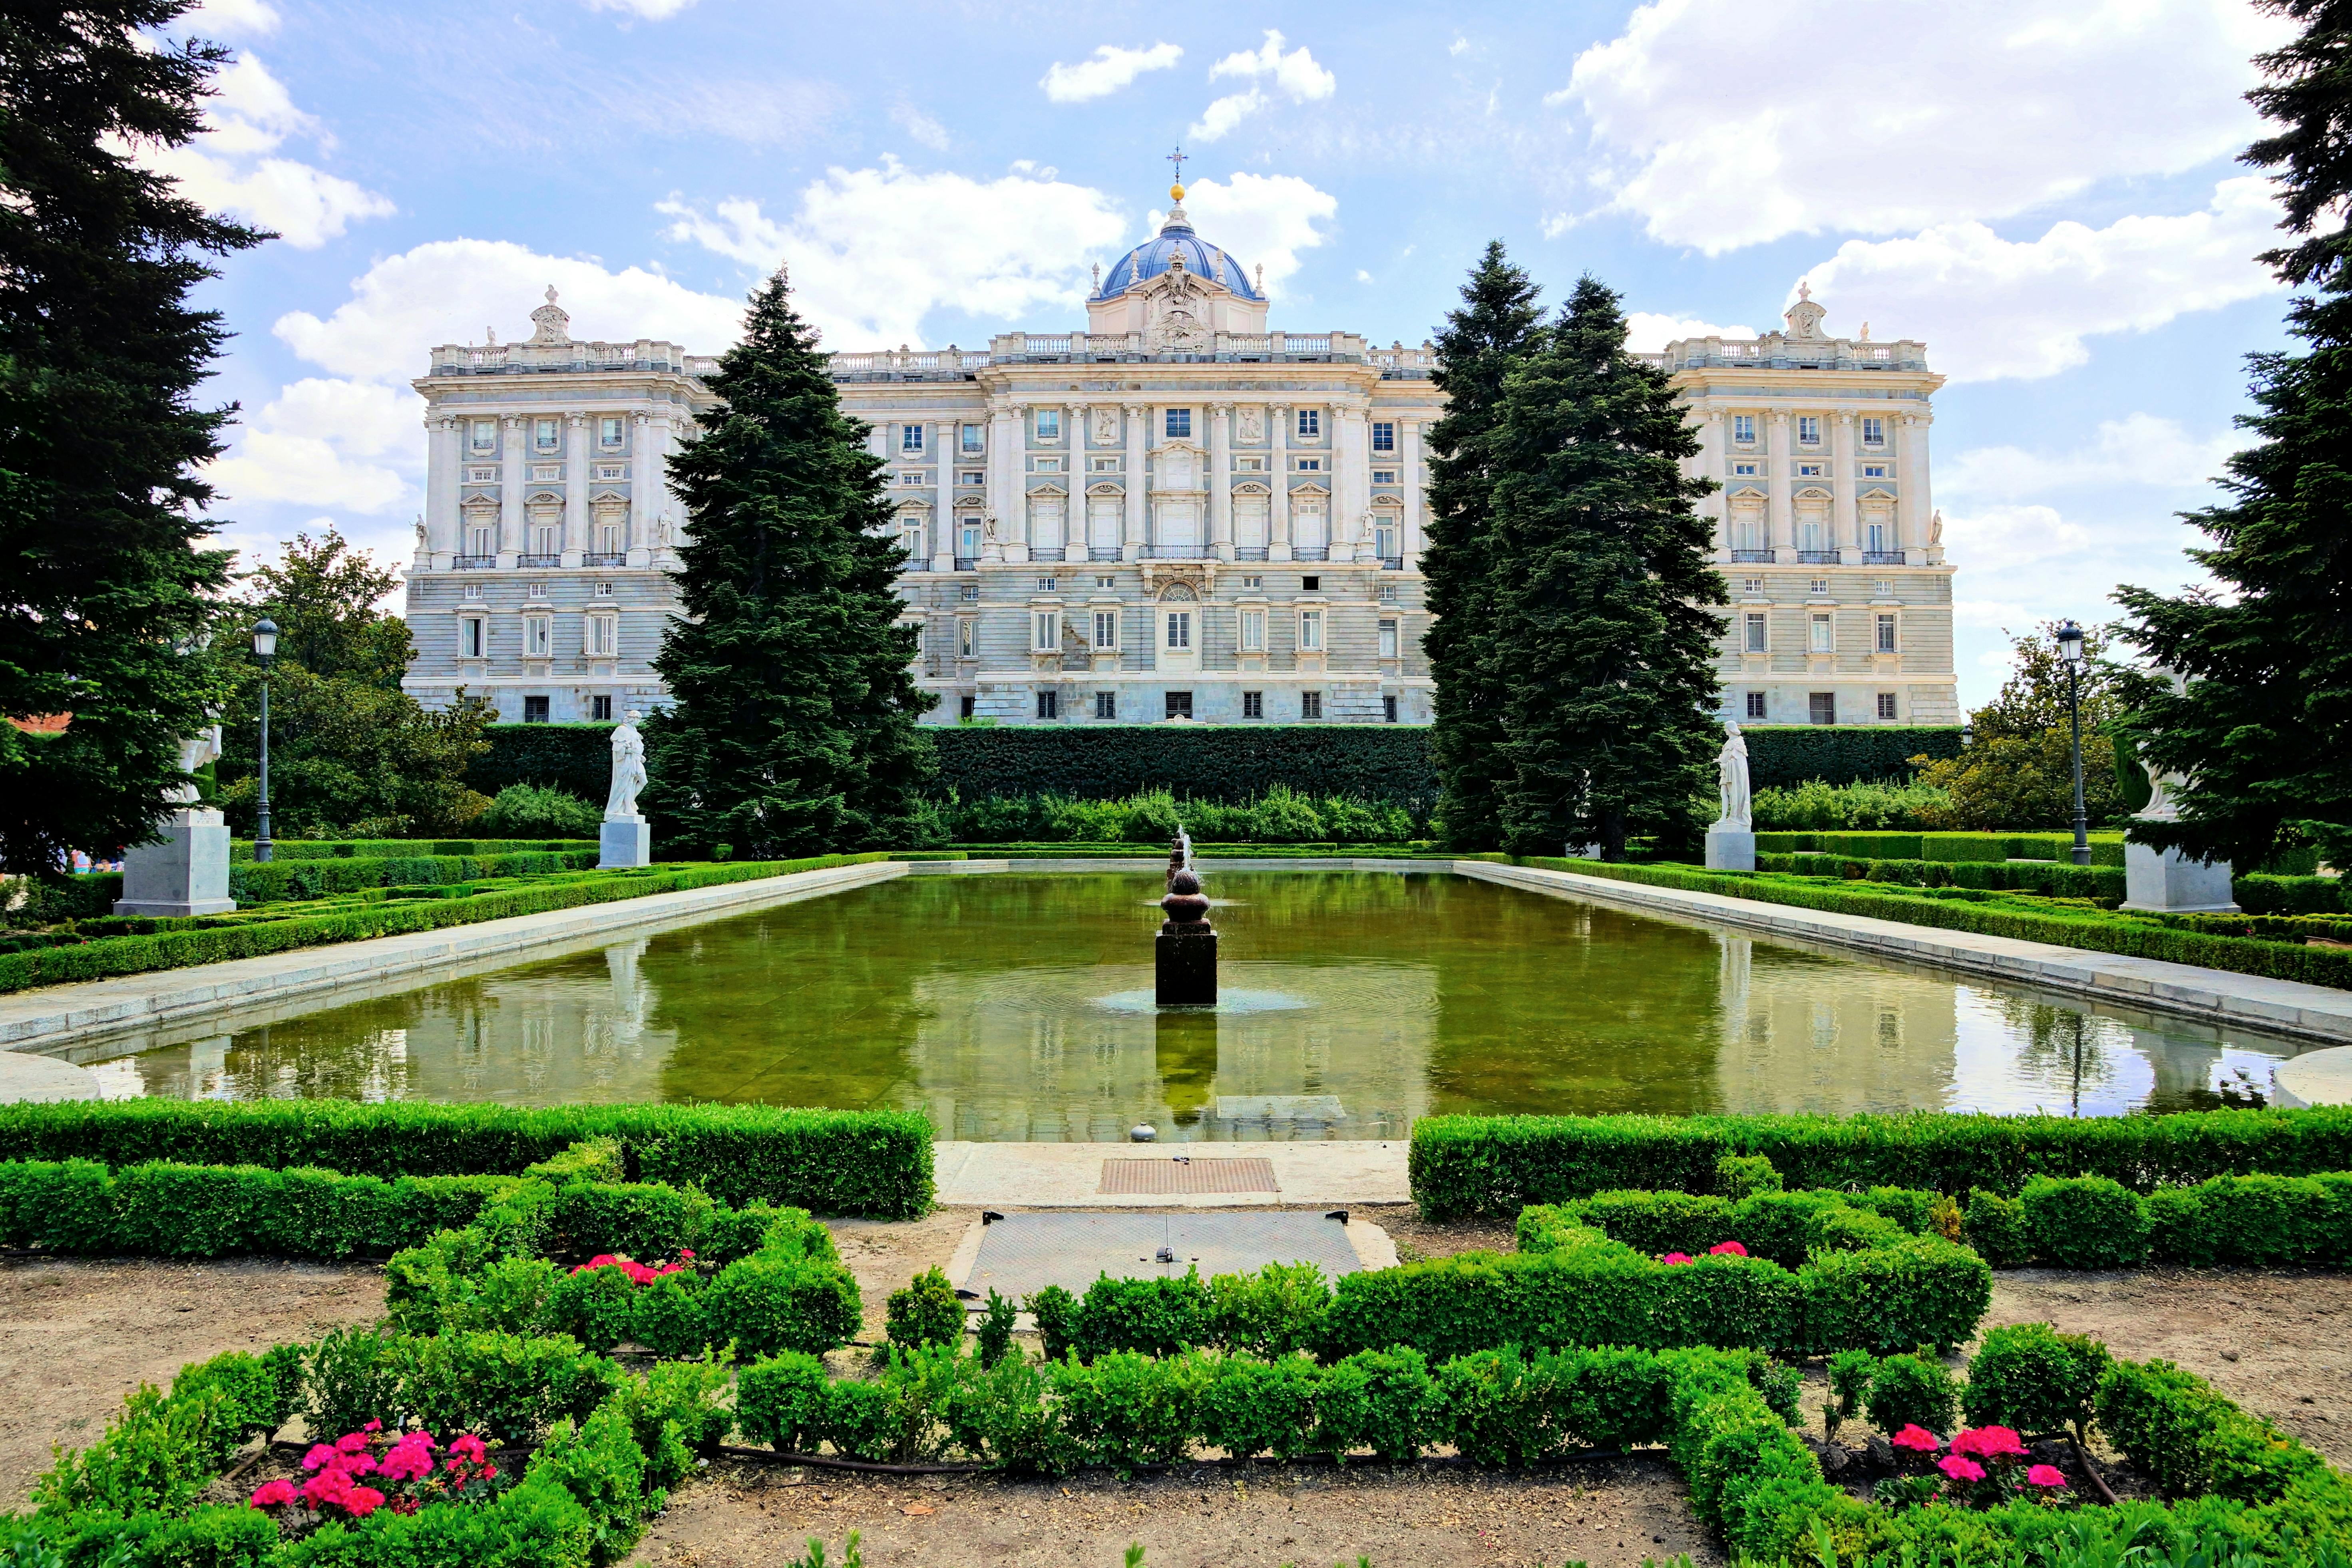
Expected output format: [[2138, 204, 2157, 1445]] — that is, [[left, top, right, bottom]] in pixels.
[[677, 1248, 696, 1261], [1953, 1425, 2028, 1460], [378, 1437, 437, 1482], [249, 1479, 296, 1508], [1938, 1455, 1987, 1484], [300, 1443, 338, 1472], [342, 1485, 386, 1520], [1891, 1425, 1942, 1453], [1709, 1240, 1749, 1257], [2026, 1465, 2069, 1489], [303, 1469, 356, 1508], [1660, 1252, 1693, 1265], [447, 1434, 488, 1462], [334, 1431, 371, 1454], [361, 1420, 383, 1433], [481, 1464, 497, 1478]]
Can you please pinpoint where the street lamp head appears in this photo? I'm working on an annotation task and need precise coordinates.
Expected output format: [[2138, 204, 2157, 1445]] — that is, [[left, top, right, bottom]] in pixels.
[[2055, 619, 2086, 670], [251, 618, 278, 661]]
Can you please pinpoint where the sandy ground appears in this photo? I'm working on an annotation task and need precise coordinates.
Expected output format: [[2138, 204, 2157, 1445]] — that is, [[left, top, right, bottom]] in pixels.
[[0, 1256, 385, 1509]]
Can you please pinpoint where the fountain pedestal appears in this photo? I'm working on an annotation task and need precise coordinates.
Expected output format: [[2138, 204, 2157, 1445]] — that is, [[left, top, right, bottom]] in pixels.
[[1156, 868, 1217, 1005]]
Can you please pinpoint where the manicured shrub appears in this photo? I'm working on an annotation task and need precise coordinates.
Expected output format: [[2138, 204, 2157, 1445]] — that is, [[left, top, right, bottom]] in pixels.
[[1715, 1153, 1783, 1200], [553, 1179, 714, 1262], [631, 1272, 712, 1360], [1196, 1353, 1319, 1461], [1070, 1272, 1213, 1361], [33, 1382, 230, 1518], [885, 1267, 966, 1352], [398, 1330, 621, 1446], [1026, 1285, 1078, 1365], [2146, 1172, 2352, 1267], [1437, 1347, 1556, 1468], [525, 1395, 653, 1559], [1862, 1351, 1961, 1441], [1963, 1188, 2030, 1267], [976, 1289, 1018, 1367], [542, 1263, 644, 1355], [1206, 1261, 1331, 1359], [2020, 1175, 2152, 1269], [943, 1351, 1068, 1474], [302, 1325, 406, 1444], [1826, 1348, 1876, 1424], [480, 783, 602, 838], [0, 1157, 113, 1252], [702, 1255, 862, 1360], [1312, 1347, 1439, 1463], [1048, 1351, 1202, 1473], [734, 1352, 831, 1454], [1964, 1322, 2112, 1442]]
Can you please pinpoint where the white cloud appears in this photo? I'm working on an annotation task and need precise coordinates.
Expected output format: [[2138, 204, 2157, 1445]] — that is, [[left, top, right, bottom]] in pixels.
[[1624, 311, 1754, 353], [1148, 171, 1337, 296], [1041, 42, 1183, 103], [1558, 0, 2292, 253], [182, 0, 279, 35], [1449, 35, 1470, 56], [891, 101, 950, 151], [203, 53, 316, 153], [1942, 414, 2239, 500], [586, 0, 698, 18], [204, 379, 420, 516], [1942, 503, 2092, 571], [1191, 30, 1335, 141], [661, 161, 1128, 347], [1801, 177, 2283, 382]]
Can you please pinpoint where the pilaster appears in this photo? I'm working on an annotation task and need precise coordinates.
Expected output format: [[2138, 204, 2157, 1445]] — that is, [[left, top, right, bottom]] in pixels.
[[1765, 410, 1792, 561], [498, 416, 525, 568], [1209, 402, 1234, 561], [1268, 402, 1292, 561], [562, 412, 589, 567]]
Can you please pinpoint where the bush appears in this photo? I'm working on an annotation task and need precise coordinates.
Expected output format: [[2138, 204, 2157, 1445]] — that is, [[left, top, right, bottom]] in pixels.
[[2020, 1175, 2152, 1269], [302, 1325, 406, 1444], [735, 1351, 831, 1454], [480, 783, 602, 838], [543, 1264, 644, 1355], [1750, 778, 1952, 832], [631, 1272, 712, 1359], [1313, 1346, 1440, 1462], [1048, 1351, 1201, 1473], [976, 1289, 1017, 1368], [1027, 1285, 1078, 1365], [1862, 1351, 1960, 1440], [1715, 1153, 1783, 1200], [702, 1255, 862, 1360], [398, 1329, 622, 1445], [886, 1268, 966, 1352], [1196, 1353, 1320, 1461], [929, 726, 1439, 814], [1070, 1272, 1213, 1361], [1964, 1322, 2111, 1442], [1206, 1262, 1332, 1359], [1963, 1188, 2031, 1267]]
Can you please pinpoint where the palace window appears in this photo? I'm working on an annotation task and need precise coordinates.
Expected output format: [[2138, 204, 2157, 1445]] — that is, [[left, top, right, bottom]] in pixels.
[[1809, 613, 1834, 653], [1299, 608, 1324, 651], [523, 696, 549, 723], [1301, 691, 1323, 720], [899, 471, 924, 486], [1372, 470, 1397, 484], [1874, 578, 1893, 595], [959, 583, 979, 602], [1384, 695, 1399, 723], [524, 617, 552, 657], [471, 420, 496, 451], [959, 519, 983, 558], [959, 620, 976, 658], [1243, 690, 1263, 719], [1036, 409, 1061, 440], [1746, 691, 1767, 719], [460, 617, 486, 659], [1742, 577, 1763, 594], [1296, 458, 1322, 472], [901, 424, 925, 453], [599, 523, 623, 555], [1297, 408, 1321, 438], [1096, 574, 1116, 588], [1862, 417, 1886, 446], [1809, 691, 1837, 725], [1733, 463, 1758, 476], [1088, 610, 1114, 650], [1876, 613, 1898, 653], [1093, 456, 1120, 471], [1166, 690, 1192, 719], [1032, 611, 1061, 653], [1797, 416, 1821, 444], [1302, 575, 1320, 591], [1379, 618, 1399, 659], [960, 471, 985, 487], [1035, 457, 1062, 472], [1037, 690, 1059, 719], [465, 584, 484, 599], [1095, 690, 1117, 719], [531, 523, 558, 556], [1878, 692, 1899, 720], [527, 581, 547, 599], [1379, 583, 1399, 603], [1165, 408, 1192, 439], [1744, 613, 1767, 653], [960, 696, 976, 719], [1237, 456, 1264, 472], [1165, 608, 1192, 650], [601, 416, 624, 446], [1240, 609, 1266, 652], [535, 418, 559, 449], [1371, 421, 1395, 453], [1243, 575, 1263, 589], [586, 614, 617, 657], [594, 580, 613, 597], [1796, 464, 1823, 477], [468, 525, 493, 557], [1037, 576, 1058, 591], [1862, 464, 1888, 478], [1731, 414, 1756, 444], [961, 424, 983, 453], [1809, 577, 1829, 594], [592, 695, 613, 722]]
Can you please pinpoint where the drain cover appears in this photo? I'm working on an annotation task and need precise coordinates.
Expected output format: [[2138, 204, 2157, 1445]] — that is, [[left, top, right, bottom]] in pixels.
[[961, 1210, 1361, 1299], [1099, 1156, 1278, 1196]]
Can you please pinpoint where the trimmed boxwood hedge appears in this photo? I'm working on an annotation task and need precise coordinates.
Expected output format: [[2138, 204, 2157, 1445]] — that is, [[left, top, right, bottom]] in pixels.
[[228, 837, 594, 863], [1513, 856, 2352, 989], [1734, 725, 1964, 788], [0, 852, 891, 994], [0, 1100, 934, 1217], [225, 848, 600, 903], [931, 725, 1443, 811], [1755, 830, 2129, 868], [467, 723, 620, 802], [1408, 1106, 2352, 1219]]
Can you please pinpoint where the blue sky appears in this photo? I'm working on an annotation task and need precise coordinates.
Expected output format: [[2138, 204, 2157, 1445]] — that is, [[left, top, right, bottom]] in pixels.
[[173, 0, 2298, 708]]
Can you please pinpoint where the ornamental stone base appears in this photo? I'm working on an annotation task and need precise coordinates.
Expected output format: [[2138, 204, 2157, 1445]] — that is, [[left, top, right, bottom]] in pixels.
[[1704, 826, 1757, 872], [114, 811, 236, 917], [599, 817, 652, 869], [2121, 842, 2237, 913]]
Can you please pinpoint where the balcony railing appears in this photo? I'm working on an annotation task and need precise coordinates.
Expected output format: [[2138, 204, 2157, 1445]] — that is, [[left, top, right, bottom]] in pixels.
[[1379, 555, 1405, 570], [954, 557, 980, 572], [1796, 550, 1839, 565], [1142, 545, 1207, 559], [1089, 547, 1122, 561], [452, 555, 497, 570], [1233, 547, 1269, 561], [519, 554, 562, 568], [584, 553, 628, 567], [1729, 549, 1772, 564], [1862, 551, 1906, 565], [1293, 547, 1329, 561]]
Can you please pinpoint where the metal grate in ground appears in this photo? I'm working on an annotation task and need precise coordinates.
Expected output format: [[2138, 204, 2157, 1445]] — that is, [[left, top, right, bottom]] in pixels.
[[1098, 1156, 1278, 1196], [960, 1210, 1361, 1300]]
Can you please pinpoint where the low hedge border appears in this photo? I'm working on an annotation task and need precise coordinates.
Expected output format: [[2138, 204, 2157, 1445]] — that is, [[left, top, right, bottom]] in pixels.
[[0, 1102, 935, 1218], [228, 838, 596, 863], [1409, 1108, 2352, 1219], [1756, 831, 2129, 868], [1512, 856, 2352, 990], [225, 849, 601, 905], [0, 852, 891, 996], [1760, 851, 2127, 902]]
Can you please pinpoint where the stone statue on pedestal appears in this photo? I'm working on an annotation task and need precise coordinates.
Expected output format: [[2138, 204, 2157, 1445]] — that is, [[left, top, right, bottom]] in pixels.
[[115, 717, 235, 916], [1705, 723, 1757, 872], [599, 709, 653, 868], [2121, 732, 2237, 913]]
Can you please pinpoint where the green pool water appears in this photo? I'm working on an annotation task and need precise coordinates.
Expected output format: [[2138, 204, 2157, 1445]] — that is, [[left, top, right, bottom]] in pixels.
[[96, 871, 2315, 1137]]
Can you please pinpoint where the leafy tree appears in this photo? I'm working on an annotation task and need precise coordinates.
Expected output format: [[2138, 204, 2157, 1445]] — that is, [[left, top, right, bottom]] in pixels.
[[1912, 622, 2131, 832], [647, 269, 935, 857], [1488, 275, 1726, 859], [0, 0, 261, 875], [2109, 0, 2352, 870], [212, 530, 491, 837], [1422, 241, 1547, 851]]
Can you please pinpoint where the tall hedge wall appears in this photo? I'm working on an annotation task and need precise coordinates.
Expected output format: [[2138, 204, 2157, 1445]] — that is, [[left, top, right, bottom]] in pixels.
[[1738, 726, 1963, 788], [470, 723, 616, 802]]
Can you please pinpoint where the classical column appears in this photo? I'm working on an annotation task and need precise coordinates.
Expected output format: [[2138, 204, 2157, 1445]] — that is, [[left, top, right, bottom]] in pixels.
[[1831, 412, 1859, 560], [1209, 402, 1233, 561], [1401, 418, 1425, 569], [1695, 409, 1725, 551], [1765, 410, 1792, 561], [992, 405, 1025, 562], [499, 416, 525, 567], [1333, 404, 1368, 561], [1122, 402, 1146, 560], [1268, 402, 1293, 561], [932, 422, 955, 572], [1896, 411, 1931, 561], [562, 412, 589, 566], [629, 410, 655, 558], [1065, 403, 1088, 562], [426, 415, 461, 561]]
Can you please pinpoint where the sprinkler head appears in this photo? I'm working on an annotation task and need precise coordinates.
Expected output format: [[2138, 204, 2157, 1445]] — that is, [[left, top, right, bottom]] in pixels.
[[1129, 1124, 1158, 1143]]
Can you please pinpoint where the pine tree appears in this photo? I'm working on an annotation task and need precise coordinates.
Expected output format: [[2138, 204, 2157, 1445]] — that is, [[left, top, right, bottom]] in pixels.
[[2110, 0, 2352, 869], [1422, 241, 1546, 850], [1489, 276, 1726, 860], [646, 270, 936, 858], [0, 2, 261, 875]]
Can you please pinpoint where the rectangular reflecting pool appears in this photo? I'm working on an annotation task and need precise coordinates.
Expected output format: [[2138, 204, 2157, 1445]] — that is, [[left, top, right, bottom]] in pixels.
[[81, 871, 2325, 1138]]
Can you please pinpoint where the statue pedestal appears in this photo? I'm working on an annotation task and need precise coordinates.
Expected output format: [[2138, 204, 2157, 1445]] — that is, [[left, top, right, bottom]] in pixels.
[[599, 817, 652, 869], [115, 810, 236, 917], [2121, 842, 2237, 913], [1704, 825, 1756, 872], [1155, 928, 1217, 1006]]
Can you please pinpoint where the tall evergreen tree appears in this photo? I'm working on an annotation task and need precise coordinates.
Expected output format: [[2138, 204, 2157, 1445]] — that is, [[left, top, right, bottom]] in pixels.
[[647, 269, 935, 858], [1421, 241, 1546, 850], [2111, 0, 2352, 869], [0, 2, 261, 875], [1489, 276, 1726, 860]]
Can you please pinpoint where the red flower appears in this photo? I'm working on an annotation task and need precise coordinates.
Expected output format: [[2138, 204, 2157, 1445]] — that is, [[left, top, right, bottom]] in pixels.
[[1938, 1454, 1987, 1484], [1891, 1425, 1942, 1452], [1953, 1425, 2028, 1460], [1660, 1252, 1693, 1265], [300, 1443, 338, 1472], [249, 1479, 296, 1509], [342, 1484, 387, 1519], [2026, 1464, 2069, 1489], [1708, 1240, 1749, 1257]]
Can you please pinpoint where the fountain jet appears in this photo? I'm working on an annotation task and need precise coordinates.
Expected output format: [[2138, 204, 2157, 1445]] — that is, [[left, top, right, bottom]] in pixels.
[[1156, 831, 1216, 1005]]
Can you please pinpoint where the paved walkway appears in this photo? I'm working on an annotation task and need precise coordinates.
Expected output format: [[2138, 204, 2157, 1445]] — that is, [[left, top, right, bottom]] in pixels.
[[0, 859, 907, 1057], [2277, 1046, 2352, 1106], [0, 1049, 104, 1104], [1457, 860, 2352, 1045], [933, 1139, 1412, 1208]]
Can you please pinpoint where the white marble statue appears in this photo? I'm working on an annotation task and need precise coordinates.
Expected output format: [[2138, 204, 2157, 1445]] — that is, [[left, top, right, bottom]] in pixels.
[[169, 722, 224, 808], [2137, 744, 2185, 822], [606, 710, 647, 820], [1715, 724, 1752, 829]]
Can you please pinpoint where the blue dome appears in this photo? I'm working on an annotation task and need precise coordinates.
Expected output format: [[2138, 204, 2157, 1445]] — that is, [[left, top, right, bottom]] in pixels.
[[1096, 209, 1261, 302]]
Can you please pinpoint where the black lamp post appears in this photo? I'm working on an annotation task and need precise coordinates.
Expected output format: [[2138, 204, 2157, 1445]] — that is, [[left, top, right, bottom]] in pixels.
[[251, 618, 277, 864], [2056, 619, 2090, 866]]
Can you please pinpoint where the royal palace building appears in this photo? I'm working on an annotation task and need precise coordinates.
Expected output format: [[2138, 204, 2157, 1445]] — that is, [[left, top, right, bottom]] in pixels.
[[401, 184, 1956, 728]]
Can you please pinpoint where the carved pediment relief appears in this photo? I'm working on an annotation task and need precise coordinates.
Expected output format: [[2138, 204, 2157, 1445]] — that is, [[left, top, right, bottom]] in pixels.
[[1091, 408, 1122, 446], [1795, 487, 1833, 502], [1026, 478, 1069, 497], [1085, 480, 1125, 496], [1237, 406, 1265, 443], [1289, 479, 1332, 497], [526, 490, 563, 507], [1230, 480, 1272, 497], [589, 489, 628, 505]]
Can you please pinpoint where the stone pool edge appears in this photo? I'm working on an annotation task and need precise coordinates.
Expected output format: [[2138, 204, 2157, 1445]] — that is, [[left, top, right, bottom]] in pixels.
[[0, 858, 910, 1057], [1459, 860, 2352, 1046]]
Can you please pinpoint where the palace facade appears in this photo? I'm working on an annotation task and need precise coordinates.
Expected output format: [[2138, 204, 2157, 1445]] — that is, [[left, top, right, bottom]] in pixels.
[[400, 186, 1956, 728]]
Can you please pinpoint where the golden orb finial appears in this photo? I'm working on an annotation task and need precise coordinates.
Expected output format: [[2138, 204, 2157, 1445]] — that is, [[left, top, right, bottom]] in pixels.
[[1170, 181, 1186, 202]]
